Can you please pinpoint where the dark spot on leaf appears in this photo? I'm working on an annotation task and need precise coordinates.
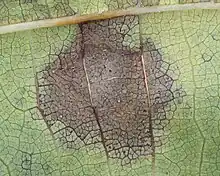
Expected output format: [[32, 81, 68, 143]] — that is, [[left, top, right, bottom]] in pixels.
[[21, 152, 32, 171], [36, 16, 185, 166]]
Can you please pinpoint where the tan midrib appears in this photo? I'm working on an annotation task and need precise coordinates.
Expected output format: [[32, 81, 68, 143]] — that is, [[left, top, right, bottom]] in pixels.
[[1, 2, 220, 34]]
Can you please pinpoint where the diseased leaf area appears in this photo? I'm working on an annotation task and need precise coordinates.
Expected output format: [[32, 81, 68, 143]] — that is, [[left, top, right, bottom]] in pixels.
[[36, 16, 184, 166]]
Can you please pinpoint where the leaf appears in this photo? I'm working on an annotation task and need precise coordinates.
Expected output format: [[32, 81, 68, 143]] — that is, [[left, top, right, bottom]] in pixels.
[[1, 1, 220, 176]]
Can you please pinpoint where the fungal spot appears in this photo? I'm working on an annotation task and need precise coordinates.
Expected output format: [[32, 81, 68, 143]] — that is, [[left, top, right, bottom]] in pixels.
[[21, 152, 32, 171], [36, 16, 185, 166]]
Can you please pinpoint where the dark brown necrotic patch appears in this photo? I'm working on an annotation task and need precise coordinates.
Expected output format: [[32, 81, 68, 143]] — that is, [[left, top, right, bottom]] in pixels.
[[36, 16, 184, 165]]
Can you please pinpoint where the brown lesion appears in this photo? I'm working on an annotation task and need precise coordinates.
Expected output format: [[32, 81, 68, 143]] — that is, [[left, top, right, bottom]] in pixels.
[[35, 15, 184, 166]]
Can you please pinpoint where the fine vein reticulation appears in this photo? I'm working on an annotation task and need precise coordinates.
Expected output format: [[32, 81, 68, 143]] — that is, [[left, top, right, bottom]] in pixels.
[[36, 15, 184, 166]]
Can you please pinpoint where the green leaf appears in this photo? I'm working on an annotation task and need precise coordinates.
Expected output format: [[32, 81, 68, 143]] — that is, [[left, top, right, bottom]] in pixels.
[[1, 1, 220, 176]]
